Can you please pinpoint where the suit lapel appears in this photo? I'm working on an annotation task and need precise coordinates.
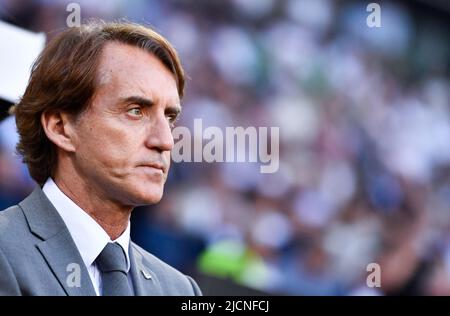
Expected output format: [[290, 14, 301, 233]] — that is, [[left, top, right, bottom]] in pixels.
[[129, 243, 163, 296], [19, 186, 96, 296], [37, 230, 96, 296]]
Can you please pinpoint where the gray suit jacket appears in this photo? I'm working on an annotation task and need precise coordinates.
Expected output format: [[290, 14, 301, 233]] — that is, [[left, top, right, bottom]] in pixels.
[[0, 186, 202, 296]]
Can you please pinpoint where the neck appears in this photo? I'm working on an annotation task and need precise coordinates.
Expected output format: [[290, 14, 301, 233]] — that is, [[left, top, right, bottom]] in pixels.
[[53, 173, 132, 240]]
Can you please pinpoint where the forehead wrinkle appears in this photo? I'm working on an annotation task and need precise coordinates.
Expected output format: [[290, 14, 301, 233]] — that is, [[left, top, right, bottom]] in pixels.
[[95, 43, 180, 107]]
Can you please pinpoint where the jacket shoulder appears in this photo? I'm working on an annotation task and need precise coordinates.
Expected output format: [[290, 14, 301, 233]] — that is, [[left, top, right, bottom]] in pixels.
[[0, 204, 33, 256], [0, 205, 29, 295], [0, 205, 27, 237]]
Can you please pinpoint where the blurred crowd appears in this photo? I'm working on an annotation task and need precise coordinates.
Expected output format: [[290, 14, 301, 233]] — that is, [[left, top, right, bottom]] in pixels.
[[1, 0, 450, 295]]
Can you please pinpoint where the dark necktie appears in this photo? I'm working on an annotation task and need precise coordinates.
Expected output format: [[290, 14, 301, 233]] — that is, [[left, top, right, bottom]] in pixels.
[[95, 242, 133, 296]]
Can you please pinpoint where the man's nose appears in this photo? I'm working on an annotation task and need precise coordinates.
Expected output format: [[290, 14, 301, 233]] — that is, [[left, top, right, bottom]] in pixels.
[[144, 113, 174, 152]]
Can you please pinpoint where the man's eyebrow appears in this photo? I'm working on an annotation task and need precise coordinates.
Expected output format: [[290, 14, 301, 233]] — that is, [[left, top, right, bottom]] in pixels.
[[119, 96, 182, 114], [165, 104, 182, 116], [119, 96, 154, 107]]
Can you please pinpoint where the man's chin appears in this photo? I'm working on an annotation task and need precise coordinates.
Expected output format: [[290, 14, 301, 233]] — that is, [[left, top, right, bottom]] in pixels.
[[131, 187, 164, 206]]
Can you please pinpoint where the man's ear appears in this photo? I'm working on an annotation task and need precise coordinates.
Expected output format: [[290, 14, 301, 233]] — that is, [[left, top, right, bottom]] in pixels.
[[41, 110, 77, 152]]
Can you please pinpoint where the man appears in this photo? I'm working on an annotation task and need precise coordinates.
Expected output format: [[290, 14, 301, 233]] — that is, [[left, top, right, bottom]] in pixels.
[[0, 21, 202, 296]]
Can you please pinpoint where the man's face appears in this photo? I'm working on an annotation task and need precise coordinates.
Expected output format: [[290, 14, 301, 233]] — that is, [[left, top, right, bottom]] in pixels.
[[70, 42, 180, 206]]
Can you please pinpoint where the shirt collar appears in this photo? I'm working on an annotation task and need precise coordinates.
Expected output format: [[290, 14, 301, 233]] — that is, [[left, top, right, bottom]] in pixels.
[[42, 178, 131, 271]]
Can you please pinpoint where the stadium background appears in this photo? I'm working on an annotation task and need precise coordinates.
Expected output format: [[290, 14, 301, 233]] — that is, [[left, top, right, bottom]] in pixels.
[[0, 0, 449, 295]]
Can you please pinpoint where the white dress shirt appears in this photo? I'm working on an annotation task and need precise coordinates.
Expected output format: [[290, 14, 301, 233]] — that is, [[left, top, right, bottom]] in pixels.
[[42, 178, 133, 295]]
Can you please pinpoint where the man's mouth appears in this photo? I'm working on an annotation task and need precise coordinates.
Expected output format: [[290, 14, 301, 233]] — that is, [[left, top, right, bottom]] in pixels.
[[139, 162, 165, 174]]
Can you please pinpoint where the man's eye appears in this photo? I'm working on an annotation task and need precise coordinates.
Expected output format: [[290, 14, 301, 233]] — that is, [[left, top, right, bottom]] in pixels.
[[128, 108, 142, 116], [168, 114, 177, 123], [167, 114, 178, 127]]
